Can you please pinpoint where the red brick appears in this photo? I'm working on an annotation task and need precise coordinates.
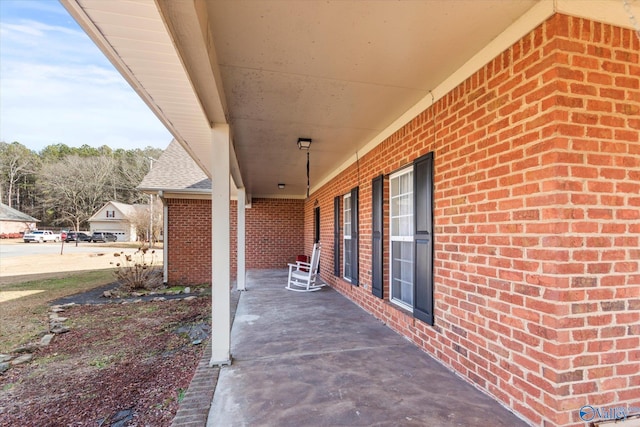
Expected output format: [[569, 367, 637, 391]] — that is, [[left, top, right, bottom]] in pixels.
[[166, 198, 304, 284], [289, 15, 640, 427]]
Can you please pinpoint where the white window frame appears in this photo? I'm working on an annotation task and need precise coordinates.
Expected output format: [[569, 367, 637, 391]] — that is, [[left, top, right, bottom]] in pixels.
[[343, 192, 352, 282], [389, 167, 414, 311]]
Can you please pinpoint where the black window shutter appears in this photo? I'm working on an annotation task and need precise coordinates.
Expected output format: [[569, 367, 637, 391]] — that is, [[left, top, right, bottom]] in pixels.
[[413, 152, 434, 325], [350, 187, 359, 286], [334, 196, 340, 276], [314, 207, 320, 243], [371, 175, 383, 298]]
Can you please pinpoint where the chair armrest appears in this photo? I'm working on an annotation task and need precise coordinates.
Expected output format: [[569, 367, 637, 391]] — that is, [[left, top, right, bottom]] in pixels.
[[288, 261, 310, 273]]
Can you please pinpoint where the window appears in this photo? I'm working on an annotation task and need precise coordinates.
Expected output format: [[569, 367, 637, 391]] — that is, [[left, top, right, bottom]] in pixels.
[[343, 187, 359, 284], [390, 168, 414, 310], [388, 152, 434, 324], [106, 210, 115, 218], [344, 193, 352, 280]]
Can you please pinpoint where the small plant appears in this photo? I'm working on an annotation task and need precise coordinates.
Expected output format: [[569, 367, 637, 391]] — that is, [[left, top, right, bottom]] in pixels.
[[89, 355, 113, 369], [112, 247, 163, 292], [177, 388, 186, 403]]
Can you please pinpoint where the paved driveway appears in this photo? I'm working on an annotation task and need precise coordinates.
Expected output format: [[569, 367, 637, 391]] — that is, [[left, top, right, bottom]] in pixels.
[[0, 239, 163, 285], [1, 239, 128, 258]]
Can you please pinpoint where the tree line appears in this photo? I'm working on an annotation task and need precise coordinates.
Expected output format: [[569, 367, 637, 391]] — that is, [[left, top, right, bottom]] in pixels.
[[0, 141, 163, 231]]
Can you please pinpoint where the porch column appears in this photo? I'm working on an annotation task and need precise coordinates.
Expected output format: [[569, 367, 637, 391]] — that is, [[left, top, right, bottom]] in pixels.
[[237, 187, 246, 291], [161, 193, 168, 284], [210, 124, 231, 366]]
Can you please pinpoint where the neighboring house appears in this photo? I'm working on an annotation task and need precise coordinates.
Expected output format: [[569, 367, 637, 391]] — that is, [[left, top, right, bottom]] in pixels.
[[66, 2, 640, 426], [0, 202, 38, 237], [88, 201, 149, 242]]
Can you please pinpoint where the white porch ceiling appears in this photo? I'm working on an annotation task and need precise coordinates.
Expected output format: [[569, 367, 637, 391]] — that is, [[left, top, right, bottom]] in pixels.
[[61, 0, 639, 199]]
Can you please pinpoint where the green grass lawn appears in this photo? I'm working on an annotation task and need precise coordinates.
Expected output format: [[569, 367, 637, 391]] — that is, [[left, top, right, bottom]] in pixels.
[[0, 270, 116, 353]]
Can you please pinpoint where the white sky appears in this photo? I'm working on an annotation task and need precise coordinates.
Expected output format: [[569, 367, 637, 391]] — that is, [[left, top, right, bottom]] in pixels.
[[0, 0, 172, 152]]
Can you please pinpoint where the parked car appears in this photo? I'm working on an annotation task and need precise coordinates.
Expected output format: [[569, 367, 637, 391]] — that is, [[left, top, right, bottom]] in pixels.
[[65, 232, 91, 242], [23, 230, 61, 243], [90, 232, 117, 243]]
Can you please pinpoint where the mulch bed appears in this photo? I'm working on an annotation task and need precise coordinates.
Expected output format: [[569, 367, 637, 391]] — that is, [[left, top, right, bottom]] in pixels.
[[0, 296, 211, 427]]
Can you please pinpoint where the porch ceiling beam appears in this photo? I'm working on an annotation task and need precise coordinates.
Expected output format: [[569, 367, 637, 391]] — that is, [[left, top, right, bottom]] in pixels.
[[152, 0, 248, 192], [155, 0, 227, 126]]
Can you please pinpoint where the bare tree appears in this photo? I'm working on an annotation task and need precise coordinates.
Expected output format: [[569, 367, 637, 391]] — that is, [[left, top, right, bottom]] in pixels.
[[38, 155, 116, 231], [114, 148, 162, 204], [0, 142, 38, 207], [127, 198, 163, 243], [0, 142, 163, 229]]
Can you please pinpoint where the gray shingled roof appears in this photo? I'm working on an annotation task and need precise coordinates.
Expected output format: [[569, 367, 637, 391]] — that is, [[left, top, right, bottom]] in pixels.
[[0, 202, 39, 222], [138, 139, 211, 192]]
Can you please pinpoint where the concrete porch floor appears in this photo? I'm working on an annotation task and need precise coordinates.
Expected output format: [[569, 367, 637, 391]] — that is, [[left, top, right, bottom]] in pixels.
[[207, 269, 529, 426]]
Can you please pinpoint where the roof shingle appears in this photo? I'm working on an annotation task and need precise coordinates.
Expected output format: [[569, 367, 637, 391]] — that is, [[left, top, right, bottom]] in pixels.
[[0, 202, 39, 222], [138, 139, 210, 192]]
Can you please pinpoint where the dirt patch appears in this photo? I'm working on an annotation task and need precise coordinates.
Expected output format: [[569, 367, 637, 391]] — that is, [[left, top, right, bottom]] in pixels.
[[0, 296, 210, 427]]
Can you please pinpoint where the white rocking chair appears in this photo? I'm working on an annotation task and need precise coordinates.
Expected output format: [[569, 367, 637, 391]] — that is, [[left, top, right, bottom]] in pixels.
[[286, 243, 325, 292]]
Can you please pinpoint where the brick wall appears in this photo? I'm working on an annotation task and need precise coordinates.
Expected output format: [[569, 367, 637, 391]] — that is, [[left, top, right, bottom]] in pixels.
[[309, 14, 640, 427], [165, 199, 214, 285], [166, 198, 304, 285], [246, 198, 305, 268]]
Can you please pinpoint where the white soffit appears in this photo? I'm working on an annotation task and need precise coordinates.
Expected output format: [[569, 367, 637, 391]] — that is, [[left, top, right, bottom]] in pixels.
[[61, 0, 218, 180]]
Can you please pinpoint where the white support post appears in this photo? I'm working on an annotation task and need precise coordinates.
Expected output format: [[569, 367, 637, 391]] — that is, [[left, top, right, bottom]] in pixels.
[[237, 188, 246, 291], [162, 194, 168, 284], [210, 124, 231, 366]]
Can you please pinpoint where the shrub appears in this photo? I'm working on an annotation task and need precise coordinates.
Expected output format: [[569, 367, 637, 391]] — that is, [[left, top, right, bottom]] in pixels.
[[112, 247, 162, 292]]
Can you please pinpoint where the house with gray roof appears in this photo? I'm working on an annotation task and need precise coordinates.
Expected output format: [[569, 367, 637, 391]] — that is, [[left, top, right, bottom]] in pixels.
[[0, 202, 39, 238]]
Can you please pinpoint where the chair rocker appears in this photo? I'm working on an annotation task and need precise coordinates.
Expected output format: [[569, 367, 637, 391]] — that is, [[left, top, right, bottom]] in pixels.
[[286, 243, 325, 292]]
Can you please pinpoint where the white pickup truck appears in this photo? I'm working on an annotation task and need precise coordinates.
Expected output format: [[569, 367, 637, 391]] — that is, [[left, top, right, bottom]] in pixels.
[[23, 230, 61, 243]]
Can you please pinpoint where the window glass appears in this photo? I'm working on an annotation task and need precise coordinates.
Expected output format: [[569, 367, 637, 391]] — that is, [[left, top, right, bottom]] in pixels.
[[390, 168, 414, 309], [344, 193, 352, 281]]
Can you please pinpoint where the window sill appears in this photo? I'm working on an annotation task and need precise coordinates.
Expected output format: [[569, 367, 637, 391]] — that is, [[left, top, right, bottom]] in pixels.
[[386, 298, 414, 318]]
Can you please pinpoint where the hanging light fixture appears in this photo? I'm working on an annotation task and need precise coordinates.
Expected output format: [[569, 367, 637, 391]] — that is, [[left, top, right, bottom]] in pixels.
[[297, 138, 312, 197], [278, 183, 285, 189], [297, 138, 312, 150]]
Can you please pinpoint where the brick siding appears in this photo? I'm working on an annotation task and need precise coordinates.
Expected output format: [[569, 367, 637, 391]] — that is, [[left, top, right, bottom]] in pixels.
[[309, 14, 640, 427], [166, 199, 213, 286], [166, 198, 304, 285], [246, 198, 305, 268]]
